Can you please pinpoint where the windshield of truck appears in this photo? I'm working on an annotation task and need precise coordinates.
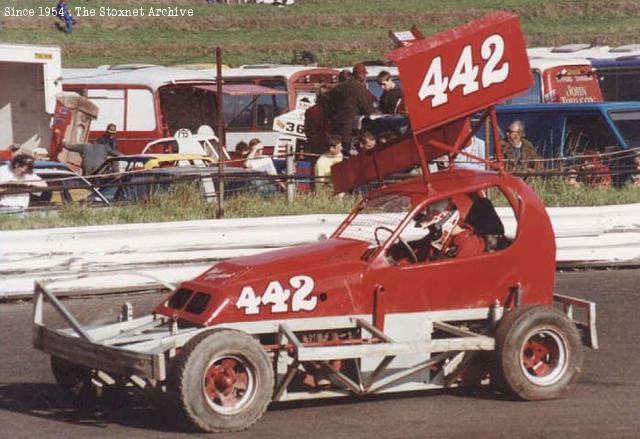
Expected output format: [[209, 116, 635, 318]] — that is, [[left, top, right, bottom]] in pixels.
[[338, 194, 412, 245], [610, 110, 640, 146]]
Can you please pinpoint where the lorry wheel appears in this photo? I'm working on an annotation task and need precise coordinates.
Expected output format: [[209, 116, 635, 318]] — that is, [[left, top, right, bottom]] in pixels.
[[169, 329, 273, 433], [494, 305, 583, 401], [50, 356, 93, 398]]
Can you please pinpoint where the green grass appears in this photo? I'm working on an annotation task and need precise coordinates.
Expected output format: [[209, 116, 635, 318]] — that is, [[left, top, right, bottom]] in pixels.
[[0, 180, 638, 230], [1, 0, 639, 67]]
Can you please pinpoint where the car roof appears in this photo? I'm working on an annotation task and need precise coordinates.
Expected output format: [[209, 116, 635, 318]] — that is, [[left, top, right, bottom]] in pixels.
[[33, 160, 72, 170], [107, 154, 214, 161], [34, 168, 84, 178]]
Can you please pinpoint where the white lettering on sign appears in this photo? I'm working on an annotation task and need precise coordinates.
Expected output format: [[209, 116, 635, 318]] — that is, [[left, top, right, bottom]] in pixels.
[[236, 276, 318, 315], [418, 34, 509, 108]]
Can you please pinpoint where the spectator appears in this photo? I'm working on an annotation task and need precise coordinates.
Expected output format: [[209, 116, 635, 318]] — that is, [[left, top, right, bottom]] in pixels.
[[501, 120, 541, 172], [454, 136, 486, 170], [304, 85, 331, 160], [314, 135, 343, 187], [244, 139, 278, 175], [55, 0, 76, 34], [62, 139, 121, 176], [326, 63, 374, 156], [377, 70, 404, 115], [97, 123, 119, 153], [354, 131, 376, 155], [0, 154, 47, 211]]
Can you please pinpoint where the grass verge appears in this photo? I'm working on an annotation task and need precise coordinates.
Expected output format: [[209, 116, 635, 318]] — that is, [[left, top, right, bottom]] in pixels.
[[0, 180, 638, 231]]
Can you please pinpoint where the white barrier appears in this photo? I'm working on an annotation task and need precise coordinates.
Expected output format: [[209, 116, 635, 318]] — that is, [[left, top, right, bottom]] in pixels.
[[1, 204, 639, 300]]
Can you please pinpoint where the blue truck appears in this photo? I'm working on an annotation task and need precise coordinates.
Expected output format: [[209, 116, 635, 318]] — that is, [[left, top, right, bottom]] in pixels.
[[491, 102, 640, 185]]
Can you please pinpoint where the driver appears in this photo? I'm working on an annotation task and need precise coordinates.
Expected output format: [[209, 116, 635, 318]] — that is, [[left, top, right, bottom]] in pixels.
[[413, 199, 485, 260]]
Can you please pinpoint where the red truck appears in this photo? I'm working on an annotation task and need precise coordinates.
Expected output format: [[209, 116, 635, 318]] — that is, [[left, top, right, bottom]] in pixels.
[[33, 12, 597, 434]]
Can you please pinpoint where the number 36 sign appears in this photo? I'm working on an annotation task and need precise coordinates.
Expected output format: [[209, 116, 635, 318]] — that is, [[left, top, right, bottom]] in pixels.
[[385, 12, 532, 135]]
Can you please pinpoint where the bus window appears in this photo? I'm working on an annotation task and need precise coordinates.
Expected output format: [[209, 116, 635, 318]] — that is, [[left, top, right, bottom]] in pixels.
[[224, 95, 254, 129], [127, 89, 156, 131], [598, 69, 640, 101], [88, 89, 125, 131], [256, 94, 288, 128]]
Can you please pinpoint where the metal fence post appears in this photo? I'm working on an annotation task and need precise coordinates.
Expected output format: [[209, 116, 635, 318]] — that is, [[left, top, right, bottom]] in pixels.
[[286, 141, 296, 202]]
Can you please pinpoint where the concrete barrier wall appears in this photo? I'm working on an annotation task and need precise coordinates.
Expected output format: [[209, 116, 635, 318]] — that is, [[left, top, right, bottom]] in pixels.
[[1, 204, 639, 300]]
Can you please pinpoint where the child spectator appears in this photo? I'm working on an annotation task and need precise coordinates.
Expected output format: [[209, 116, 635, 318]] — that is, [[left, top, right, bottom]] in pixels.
[[314, 135, 343, 187], [0, 154, 47, 211]]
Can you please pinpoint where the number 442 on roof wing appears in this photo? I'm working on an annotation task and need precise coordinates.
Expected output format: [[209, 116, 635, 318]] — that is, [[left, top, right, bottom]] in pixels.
[[386, 12, 533, 136]]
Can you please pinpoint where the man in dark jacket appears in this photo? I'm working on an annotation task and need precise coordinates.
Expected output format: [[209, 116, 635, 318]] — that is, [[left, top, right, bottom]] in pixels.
[[326, 63, 374, 155], [62, 140, 121, 176], [377, 70, 404, 114]]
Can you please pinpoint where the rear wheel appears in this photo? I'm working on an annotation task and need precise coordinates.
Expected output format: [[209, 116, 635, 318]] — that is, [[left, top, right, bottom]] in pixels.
[[169, 329, 273, 433], [494, 305, 583, 400]]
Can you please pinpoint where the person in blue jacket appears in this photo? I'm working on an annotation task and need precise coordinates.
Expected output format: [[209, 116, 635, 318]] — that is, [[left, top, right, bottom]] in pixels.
[[55, 0, 76, 34]]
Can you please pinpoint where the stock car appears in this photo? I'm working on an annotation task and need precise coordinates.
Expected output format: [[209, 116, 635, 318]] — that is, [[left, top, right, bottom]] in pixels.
[[31, 12, 598, 435]]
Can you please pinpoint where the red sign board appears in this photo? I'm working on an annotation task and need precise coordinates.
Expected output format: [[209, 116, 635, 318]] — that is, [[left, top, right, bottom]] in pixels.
[[386, 12, 532, 135], [542, 66, 603, 103]]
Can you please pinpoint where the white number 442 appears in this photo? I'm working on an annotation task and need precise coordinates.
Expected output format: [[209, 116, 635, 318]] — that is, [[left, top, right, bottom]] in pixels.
[[236, 275, 317, 315], [418, 34, 509, 107]]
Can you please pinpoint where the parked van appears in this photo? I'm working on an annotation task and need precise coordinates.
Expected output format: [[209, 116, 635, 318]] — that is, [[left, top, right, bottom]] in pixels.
[[507, 58, 602, 104], [61, 65, 287, 155], [494, 102, 640, 185]]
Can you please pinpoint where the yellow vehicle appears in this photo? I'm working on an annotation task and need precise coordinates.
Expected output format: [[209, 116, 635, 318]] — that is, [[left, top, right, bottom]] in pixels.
[[94, 154, 217, 174]]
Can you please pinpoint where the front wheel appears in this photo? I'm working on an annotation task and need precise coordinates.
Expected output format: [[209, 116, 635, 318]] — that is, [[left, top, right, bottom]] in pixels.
[[168, 329, 274, 433], [494, 305, 583, 401]]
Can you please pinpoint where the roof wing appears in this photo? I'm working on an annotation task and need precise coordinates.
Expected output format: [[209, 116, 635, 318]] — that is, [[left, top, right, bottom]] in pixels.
[[331, 12, 533, 193]]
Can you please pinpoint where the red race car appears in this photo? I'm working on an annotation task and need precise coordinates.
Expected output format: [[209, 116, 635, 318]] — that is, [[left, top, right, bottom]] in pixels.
[[33, 12, 598, 434]]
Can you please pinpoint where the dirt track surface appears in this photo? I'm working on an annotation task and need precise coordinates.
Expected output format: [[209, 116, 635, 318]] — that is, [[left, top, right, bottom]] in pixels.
[[1, 269, 639, 438]]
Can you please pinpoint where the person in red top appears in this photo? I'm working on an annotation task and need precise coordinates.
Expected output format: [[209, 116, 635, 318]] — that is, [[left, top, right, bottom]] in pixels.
[[413, 199, 485, 261], [303, 85, 331, 161]]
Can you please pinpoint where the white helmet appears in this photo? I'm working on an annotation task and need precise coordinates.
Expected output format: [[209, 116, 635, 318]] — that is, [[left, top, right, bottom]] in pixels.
[[416, 200, 460, 251]]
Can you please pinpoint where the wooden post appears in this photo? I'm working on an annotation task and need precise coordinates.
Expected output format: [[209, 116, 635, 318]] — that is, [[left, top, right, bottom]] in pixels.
[[216, 47, 226, 218]]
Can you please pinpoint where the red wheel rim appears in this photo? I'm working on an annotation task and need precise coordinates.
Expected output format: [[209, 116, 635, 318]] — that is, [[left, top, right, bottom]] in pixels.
[[202, 355, 255, 415]]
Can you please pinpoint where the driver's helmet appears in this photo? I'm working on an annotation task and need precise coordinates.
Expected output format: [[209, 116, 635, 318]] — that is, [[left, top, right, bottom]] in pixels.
[[415, 199, 460, 251]]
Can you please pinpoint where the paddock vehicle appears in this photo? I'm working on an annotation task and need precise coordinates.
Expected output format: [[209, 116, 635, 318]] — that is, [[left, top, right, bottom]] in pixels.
[[60, 65, 288, 155], [495, 102, 640, 186], [33, 13, 598, 434]]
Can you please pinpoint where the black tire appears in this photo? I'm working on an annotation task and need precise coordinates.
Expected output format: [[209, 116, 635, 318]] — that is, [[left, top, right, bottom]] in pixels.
[[168, 329, 274, 433], [494, 305, 583, 401], [50, 356, 93, 398]]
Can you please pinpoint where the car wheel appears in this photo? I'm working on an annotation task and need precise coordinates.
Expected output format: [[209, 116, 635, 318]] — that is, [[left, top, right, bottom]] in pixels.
[[494, 305, 583, 401], [169, 329, 273, 433]]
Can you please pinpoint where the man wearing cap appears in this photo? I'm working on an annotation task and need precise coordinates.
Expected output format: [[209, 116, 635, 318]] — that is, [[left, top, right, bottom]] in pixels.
[[62, 128, 122, 176], [325, 63, 374, 155], [98, 123, 120, 153]]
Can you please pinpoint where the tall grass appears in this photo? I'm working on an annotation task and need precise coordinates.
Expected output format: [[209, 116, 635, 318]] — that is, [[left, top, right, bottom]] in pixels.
[[0, 179, 638, 230]]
